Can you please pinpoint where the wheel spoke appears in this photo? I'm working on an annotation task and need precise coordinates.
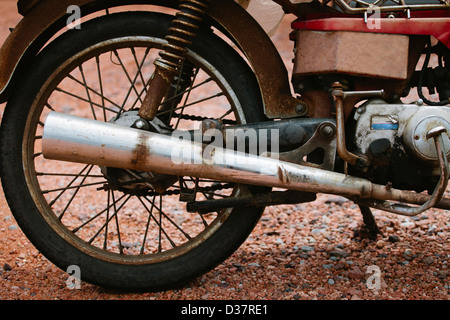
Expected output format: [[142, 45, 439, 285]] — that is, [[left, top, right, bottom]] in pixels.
[[118, 47, 151, 114], [160, 76, 213, 108], [111, 191, 124, 254], [57, 165, 95, 220], [137, 195, 156, 254], [127, 78, 152, 112], [67, 73, 122, 112], [131, 47, 149, 94], [95, 55, 107, 121], [45, 164, 92, 206], [143, 195, 189, 249], [156, 92, 225, 117], [219, 108, 233, 120], [78, 65, 97, 120], [103, 190, 111, 250], [112, 49, 143, 105], [42, 180, 108, 194], [55, 86, 120, 115], [72, 192, 129, 233], [36, 172, 104, 178], [84, 192, 132, 247], [174, 67, 200, 129]]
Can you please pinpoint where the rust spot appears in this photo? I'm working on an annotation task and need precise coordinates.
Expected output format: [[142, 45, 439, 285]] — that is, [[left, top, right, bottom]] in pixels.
[[277, 165, 290, 184], [131, 134, 150, 168], [138, 70, 172, 120]]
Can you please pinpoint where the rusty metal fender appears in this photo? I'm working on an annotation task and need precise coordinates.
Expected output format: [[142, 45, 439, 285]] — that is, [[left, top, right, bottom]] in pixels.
[[0, 0, 301, 118]]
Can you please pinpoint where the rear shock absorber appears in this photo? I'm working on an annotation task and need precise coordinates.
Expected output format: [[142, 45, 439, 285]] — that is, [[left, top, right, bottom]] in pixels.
[[138, 0, 210, 121]]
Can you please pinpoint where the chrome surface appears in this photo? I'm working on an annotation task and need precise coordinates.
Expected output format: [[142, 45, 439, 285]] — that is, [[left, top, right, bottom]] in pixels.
[[43, 112, 450, 212]]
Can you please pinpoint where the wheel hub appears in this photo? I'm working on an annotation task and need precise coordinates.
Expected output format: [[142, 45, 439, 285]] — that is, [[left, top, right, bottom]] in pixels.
[[100, 110, 178, 195]]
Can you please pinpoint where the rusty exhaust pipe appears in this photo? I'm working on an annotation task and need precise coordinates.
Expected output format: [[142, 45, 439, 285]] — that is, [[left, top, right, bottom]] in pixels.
[[42, 112, 450, 213]]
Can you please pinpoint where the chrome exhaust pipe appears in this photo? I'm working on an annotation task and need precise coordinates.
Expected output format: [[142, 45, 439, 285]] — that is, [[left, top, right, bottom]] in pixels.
[[42, 112, 450, 213]]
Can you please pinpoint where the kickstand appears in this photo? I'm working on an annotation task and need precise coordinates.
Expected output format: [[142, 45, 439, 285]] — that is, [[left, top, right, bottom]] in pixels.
[[358, 205, 383, 239]]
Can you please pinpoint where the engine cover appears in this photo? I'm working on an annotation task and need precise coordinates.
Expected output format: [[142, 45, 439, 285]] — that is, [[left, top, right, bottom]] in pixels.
[[353, 100, 450, 162], [351, 100, 450, 191]]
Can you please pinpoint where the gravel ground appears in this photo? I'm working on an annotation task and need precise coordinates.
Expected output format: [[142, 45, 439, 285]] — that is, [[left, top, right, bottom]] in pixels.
[[0, 0, 449, 301]]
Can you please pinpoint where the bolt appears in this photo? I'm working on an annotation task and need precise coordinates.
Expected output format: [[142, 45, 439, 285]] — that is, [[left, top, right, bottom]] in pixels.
[[295, 103, 307, 115], [319, 124, 335, 138], [355, 158, 367, 169], [135, 120, 146, 129], [133, 119, 150, 130]]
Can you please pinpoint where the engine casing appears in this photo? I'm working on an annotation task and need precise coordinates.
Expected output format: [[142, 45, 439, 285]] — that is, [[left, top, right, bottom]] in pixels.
[[351, 99, 450, 191]]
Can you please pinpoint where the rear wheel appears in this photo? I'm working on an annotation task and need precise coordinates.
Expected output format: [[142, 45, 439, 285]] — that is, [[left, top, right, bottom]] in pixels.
[[0, 12, 267, 291]]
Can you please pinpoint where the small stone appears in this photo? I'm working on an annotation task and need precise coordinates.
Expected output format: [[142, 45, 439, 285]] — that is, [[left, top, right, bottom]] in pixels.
[[347, 288, 362, 296], [311, 228, 324, 235], [422, 256, 434, 265], [301, 245, 314, 252], [335, 262, 348, 270], [388, 235, 400, 243], [299, 253, 309, 259], [3, 263, 12, 271], [324, 195, 347, 204], [328, 292, 341, 300], [328, 278, 335, 285], [77, 213, 89, 221], [248, 262, 260, 268], [322, 264, 333, 269], [437, 270, 448, 279], [301, 283, 311, 289], [403, 249, 413, 261], [348, 267, 365, 280], [329, 249, 349, 258], [427, 225, 437, 234], [401, 220, 415, 229], [376, 240, 385, 248], [8, 225, 18, 231]]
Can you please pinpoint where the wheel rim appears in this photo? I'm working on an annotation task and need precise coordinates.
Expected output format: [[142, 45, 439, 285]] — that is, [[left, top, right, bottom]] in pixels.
[[22, 36, 248, 265]]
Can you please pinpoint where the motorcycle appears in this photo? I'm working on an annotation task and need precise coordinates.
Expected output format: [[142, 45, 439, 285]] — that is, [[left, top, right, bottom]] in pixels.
[[0, 0, 448, 291]]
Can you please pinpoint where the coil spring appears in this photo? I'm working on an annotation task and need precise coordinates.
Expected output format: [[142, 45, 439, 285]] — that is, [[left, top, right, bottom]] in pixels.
[[155, 0, 210, 74]]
